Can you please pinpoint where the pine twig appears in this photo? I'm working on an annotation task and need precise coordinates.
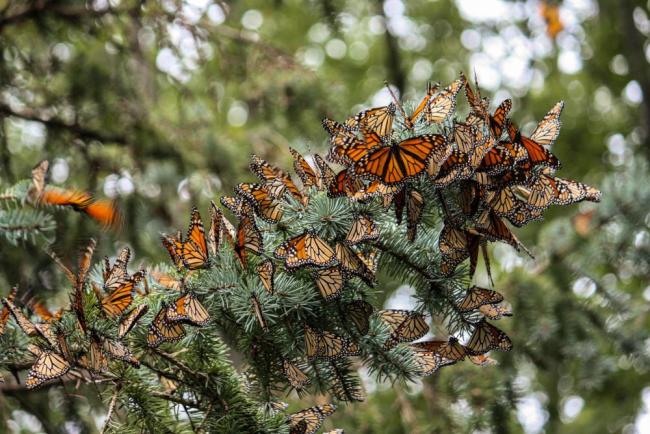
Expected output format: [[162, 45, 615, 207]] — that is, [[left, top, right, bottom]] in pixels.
[[375, 240, 433, 280], [151, 391, 198, 407], [100, 384, 121, 434]]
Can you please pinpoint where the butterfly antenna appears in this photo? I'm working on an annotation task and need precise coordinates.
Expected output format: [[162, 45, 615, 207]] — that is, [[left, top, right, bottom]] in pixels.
[[383, 81, 408, 120]]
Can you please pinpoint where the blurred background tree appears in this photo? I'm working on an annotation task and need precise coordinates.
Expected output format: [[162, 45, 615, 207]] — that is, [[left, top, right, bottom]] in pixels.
[[0, 0, 648, 433]]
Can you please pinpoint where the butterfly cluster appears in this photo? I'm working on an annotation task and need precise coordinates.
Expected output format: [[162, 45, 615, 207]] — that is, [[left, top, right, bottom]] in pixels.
[[0, 75, 602, 434], [320, 73, 600, 282], [1, 241, 147, 389]]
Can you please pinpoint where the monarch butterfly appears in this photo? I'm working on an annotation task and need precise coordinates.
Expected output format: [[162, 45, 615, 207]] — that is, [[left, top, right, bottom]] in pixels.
[[406, 189, 424, 242], [150, 270, 183, 291], [40, 187, 122, 228], [457, 286, 504, 313], [393, 178, 408, 224], [459, 181, 483, 217], [345, 214, 379, 245], [331, 377, 365, 402], [468, 353, 498, 366], [96, 272, 144, 317], [432, 150, 473, 186], [412, 336, 468, 367], [118, 304, 149, 339], [525, 174, 556, 210], [182, 207, 210, 270], [236, 183, 284, 223], [341, 126, 385, 166], [3, 298, 57, 346], [352, 134, 450, 185], [147, 305, 186, 347], [350, 180, 400, 206], [3, 297, 38, 336], [507, 121, 560, 169], [166, 292, 210, 326], [234, 213, 263, 267], [217, 205, 237, 246], [438, 225, 472, 256], [249, 154, 305, 204], [288, 404, 337, 434], [424, 78, 464, 124], [103, 338, 140, 367], [345, 300, 374, 335], [220, 195, 246, 216], [102, 246, 131, 292], [27, 299, 63, 323], [312, 266, 345, 301], [250, 294, 268, 332], [304, 324, 357, 361], [28, 159, 48, 202], [525, 173, 601, 209], [322, 118, 371, 165], [477, 145, 517, 175], [479, 303, 513, 320], [462, 72, 489, 120], [530, 101, 564, 147], [161, 234, 183, 271], [556, 176, 601, 204], [440, 243, 473, 277], [85, 335, 109, 373], [208, 201, 228, 257], [282, 358, 310, 389], [314, 155, 336, 190], [274, 231, 336, 269], [25, 350, 71, 389], [83, 199, 123, 229], [49, 239, 96, 291], [345, 103, 396, 137], [377, 310, 429, 348], [484, 185, 523, 217], [501, 140, 529, 164], [256, 260, 275, 295], [0, 287, 16, 335], [328, 169, 365, 198], [489, 99, 512, 139], [475, 209, 532, 257], [506, 202, 545, 227], [335, 242, 375, 284], [404, 81, 438, 128], [466, 319, 512, 355], [357, 249, 379, 276], [290, 147, 321, 189], [438, 224, 489, 280], [453, 122, 480, 154], [410, 346, 442, 376]]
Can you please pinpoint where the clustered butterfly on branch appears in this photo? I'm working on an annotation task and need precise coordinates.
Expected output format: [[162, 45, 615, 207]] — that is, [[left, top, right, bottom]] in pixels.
[[0, 72, 600, 434]]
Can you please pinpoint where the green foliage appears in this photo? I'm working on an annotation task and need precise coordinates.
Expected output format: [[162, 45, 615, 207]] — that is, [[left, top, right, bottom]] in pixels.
[[1, 0, 649, 433]]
